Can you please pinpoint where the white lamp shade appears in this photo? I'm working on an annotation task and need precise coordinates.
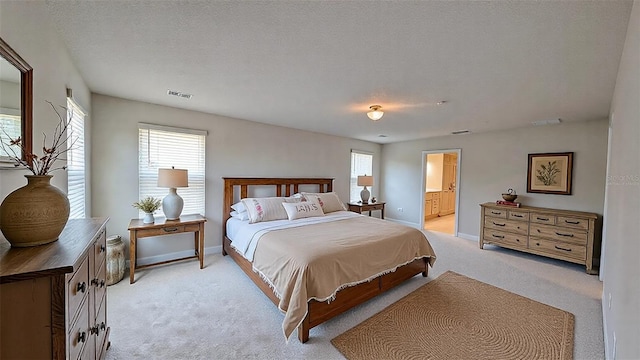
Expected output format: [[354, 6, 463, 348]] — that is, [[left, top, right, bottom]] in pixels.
[[158, 168, 188, 188], [357, 175, 374, 187]]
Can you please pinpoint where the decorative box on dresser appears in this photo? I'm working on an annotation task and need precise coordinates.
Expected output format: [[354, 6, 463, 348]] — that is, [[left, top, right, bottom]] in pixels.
[[0, 218, 110, 359], [479, 203, 600, 274]]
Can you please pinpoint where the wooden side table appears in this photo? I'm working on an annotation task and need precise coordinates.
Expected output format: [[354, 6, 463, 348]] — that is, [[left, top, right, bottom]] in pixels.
[[128, 214, 206, 284], [348, 202, 386, 219]]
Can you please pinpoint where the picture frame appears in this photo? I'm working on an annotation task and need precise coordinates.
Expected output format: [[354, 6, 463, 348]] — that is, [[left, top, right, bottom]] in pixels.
[[527, 152, 573, 195]]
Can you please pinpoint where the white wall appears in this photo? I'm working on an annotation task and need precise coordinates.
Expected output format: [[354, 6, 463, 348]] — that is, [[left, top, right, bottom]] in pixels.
[[601, 1, 640, 358], [91, 94, 381, 259], [0, 2, 92, 210], [380, 120, 609, 237]]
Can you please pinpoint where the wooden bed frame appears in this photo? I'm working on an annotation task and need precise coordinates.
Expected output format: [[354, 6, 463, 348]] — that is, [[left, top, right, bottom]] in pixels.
[[222, 177, 430, 343]]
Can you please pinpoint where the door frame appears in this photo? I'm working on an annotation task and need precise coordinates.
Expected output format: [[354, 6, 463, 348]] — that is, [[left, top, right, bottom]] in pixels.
[[420, 149, 461, 236]]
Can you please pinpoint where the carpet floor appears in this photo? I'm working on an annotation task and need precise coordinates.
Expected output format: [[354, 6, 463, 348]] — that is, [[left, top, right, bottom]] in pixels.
[[105, 230, 603, 359], [331, 271, 574, 360]]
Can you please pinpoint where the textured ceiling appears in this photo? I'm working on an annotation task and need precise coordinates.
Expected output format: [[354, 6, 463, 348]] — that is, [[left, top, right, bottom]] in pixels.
[[44, 1, 633, 143]]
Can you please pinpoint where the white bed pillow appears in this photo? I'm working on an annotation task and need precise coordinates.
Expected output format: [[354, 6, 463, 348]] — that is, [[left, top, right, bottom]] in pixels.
[[231, 201, 246, 213], [230, 210, 249, 221], [301, 192, 347, 213], [241, 197, 301, 224], [282, 199, 325, 220]]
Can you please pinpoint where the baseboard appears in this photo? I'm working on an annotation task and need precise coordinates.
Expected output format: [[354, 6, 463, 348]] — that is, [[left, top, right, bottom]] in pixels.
[[457, 232, 479, 241], [127, 245, 222, 267], [385, 217, 421, 229], [602, 291, 611, 359]]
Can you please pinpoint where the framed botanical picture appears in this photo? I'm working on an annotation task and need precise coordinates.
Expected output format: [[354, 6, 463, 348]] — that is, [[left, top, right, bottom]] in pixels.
[[527, 152, 573, 195]]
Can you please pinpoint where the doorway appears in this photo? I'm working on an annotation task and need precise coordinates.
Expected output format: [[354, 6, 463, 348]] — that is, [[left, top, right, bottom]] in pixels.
[[421, 150, 461, 235]]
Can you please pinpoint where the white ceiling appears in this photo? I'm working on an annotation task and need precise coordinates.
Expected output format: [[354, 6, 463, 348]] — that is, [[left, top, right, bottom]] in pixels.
[[44, 1, 633, 144]]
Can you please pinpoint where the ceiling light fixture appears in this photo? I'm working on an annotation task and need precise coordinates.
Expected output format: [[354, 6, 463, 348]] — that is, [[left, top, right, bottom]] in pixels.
[[367, 105, 384, 121]]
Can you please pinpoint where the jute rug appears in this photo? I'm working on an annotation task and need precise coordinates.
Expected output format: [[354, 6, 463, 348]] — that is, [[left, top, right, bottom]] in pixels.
[[331, 271, 574, 360]]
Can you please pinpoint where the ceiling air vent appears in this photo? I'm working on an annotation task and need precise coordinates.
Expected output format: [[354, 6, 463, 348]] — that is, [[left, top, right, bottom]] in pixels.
[[532, 118, 561, 126], [167, 90, 193, 99], [451, 130, 471, 135]]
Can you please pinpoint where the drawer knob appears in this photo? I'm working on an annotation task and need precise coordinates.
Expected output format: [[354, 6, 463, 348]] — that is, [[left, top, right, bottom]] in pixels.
[[163, 227, 179, 233], [78, 331, 87, 343], [100, 322, 106, 330], [492, 234, 504, 239], [77, 282, 87, 293], [492, 222, 505, 227], [491, 211, 501, 215], [91, 325, 100, 336], [100, 244, 106, 253], [555, 245, 572, 252], [555, 232, 574, 237], [565, 220, 580, 225], [537, 217, 549, 221], [512, 214, 523, 218]]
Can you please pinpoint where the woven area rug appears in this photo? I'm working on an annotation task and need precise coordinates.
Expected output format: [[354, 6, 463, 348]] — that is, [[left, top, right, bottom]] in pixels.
[[331, 271, 574, 360]]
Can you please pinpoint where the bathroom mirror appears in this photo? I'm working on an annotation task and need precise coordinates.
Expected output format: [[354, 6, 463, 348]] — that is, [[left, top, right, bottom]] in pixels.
[[0, 36, 33, 166]]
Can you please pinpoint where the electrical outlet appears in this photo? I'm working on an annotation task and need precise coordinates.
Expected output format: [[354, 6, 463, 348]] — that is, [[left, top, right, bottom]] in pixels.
[[613, 332, 617, 359], [397, 207, 403, 212], [609, 293, 612, 309]]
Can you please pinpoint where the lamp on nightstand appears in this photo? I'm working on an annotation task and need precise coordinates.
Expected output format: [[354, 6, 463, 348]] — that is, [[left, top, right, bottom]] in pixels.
[[158, 167, 188, 220], [357, 175, 374, 204]]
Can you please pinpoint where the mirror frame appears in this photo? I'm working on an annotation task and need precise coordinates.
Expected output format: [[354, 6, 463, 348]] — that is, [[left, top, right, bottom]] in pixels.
[[0, 36, 33, 163]]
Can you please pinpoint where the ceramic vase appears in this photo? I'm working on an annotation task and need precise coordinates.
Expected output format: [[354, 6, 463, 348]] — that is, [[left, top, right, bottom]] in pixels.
[[143, 212, 155, 224], [106, 235, 126, 285], [0, 175, 70, 247]]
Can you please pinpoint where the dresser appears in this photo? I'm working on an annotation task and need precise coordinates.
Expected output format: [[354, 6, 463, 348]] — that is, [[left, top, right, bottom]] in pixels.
[[0, 218, 110, 359], [479, 203, 600, 274]]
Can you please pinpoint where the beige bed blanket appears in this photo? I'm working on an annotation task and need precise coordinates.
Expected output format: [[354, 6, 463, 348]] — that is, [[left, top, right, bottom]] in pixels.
[[251, 215, 436, 340]]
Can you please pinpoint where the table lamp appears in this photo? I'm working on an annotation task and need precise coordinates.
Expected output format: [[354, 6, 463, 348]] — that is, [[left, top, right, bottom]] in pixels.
[[357, 175, 374, 204], [158, 167, 188, 220]]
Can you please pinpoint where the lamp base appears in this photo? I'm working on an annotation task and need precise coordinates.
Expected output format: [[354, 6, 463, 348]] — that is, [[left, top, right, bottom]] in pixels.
[[360, 186, 370, 204], [162, 188, 184, 220]]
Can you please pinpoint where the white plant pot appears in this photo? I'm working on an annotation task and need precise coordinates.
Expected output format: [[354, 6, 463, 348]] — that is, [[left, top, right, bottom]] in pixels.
[[143, 212, 155, 224]]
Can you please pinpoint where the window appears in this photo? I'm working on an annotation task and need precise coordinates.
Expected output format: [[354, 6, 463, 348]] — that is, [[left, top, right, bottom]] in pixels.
[[350, 150, 373, 202], [138, 123, 206, 217], [0, 108, 21, 160], [67, 98, 86, 219]]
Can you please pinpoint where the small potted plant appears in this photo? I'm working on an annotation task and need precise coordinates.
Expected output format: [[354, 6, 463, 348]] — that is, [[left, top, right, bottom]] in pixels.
[[132, 196, 161, 224]]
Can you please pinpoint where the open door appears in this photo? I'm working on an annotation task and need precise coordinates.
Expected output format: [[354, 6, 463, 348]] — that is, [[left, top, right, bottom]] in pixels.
[[421, 150, 460, 235]]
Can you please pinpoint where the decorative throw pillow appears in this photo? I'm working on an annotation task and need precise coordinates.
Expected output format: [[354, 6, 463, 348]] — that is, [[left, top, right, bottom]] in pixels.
[[240, 197, 301, 224], [282, 199, 325, 220], [300, 192, 347, 213]]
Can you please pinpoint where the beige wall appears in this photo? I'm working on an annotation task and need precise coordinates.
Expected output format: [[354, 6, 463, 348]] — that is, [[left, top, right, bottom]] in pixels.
[[602, 1, 640, 358], [380, 120, 609, 237], [91, 94, 381, 259], [0, 2, 92, 210]]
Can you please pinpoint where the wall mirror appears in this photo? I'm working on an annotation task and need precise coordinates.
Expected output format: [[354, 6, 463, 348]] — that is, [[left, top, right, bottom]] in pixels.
[[0, 36, 33, 167]]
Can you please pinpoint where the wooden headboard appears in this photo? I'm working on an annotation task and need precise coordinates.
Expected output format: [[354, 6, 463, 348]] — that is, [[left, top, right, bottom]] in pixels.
[[222, 177, 334, 242]]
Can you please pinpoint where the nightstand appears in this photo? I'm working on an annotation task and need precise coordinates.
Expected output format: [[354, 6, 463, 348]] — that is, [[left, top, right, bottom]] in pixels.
[[128, 214, 206, 284], [348, 202, 386, 219]]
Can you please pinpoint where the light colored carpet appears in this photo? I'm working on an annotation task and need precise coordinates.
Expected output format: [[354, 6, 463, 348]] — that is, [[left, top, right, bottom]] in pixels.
[[105, 230, 603, 359], [331, 271, 574, 360]]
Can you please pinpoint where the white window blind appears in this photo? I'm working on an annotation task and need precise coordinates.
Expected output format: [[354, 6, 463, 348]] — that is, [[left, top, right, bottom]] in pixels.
[[67, 99, 86, 219], [350, 150, 373, 202], [0, 108, 21, 160], [138, 123, 206, 217]]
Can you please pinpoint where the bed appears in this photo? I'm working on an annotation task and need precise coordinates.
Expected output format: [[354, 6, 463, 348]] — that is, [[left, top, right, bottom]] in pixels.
[[222, 177, 436, 343]]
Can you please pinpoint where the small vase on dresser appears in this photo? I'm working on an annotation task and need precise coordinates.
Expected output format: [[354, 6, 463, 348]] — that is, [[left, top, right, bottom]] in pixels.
[[0, 175, 70, 247]]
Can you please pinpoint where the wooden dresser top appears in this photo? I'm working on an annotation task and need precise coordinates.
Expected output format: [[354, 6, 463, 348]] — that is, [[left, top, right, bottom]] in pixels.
[[0, 217, 108, 283], [480, 202, 598, 219]]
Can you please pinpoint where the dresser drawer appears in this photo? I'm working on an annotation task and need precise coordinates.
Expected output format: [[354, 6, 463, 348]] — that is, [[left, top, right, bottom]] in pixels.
[[484, 217, 528, 235], [368, 203, 384, 211], [530, 213, 556, 225], [93, 259, 107, 311], [94, 294, 108, 360], [483, 229, 527, 249], [556, 216, 590, 230], [94, 231, 107, 271], [530, 223, 587, 244], [485, 208, 507, 219], [68, 255, 90, 324], [68, 297, 90, 360], [529, 237, 586, 261], [508, 210, 529, 221]]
